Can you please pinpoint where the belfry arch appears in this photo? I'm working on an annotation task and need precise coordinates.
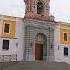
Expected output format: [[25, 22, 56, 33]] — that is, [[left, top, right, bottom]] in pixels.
[[37, 1, 44, 14]]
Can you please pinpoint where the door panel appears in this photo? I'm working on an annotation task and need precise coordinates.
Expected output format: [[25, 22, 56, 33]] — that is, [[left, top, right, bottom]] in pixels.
[[35, 44, 43, 60]]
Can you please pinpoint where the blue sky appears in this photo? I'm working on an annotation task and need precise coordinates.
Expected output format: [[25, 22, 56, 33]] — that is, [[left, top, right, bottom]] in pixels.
[[0, 0, 70, 22]]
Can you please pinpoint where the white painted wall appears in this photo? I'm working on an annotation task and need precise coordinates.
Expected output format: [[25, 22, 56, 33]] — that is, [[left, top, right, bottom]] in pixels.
[[0, 38, 17, 61], [54, 25, 60, 61], [0, 38, 17, 54], [15, 18, 25, 61], [0, 17, 25, 61], [54, 24, 70, 64]]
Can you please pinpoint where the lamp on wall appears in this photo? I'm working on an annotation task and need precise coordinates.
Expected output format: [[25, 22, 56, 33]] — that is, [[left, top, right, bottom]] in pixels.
[[58, 45, 59, 50], [16, 42, 18, 47]]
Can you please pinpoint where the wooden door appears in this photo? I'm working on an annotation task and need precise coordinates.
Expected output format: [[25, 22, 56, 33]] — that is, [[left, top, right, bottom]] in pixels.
[[35, 44, 43, 60]]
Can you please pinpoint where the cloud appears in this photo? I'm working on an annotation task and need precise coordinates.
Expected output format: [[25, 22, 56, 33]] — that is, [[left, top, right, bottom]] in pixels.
[[0, 0, 25, 17], [50, 0, 70, 22]]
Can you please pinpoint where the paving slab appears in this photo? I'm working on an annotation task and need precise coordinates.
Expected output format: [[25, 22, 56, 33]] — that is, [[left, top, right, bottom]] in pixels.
[[0, 61, 69, 70]]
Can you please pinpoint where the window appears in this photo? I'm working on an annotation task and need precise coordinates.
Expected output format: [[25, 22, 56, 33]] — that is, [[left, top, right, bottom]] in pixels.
[[37, 1, 44, 14], [64, 47, 68, 56], [64, 33, 67, 41], [4, 24, 9, 33], [2, 40, 9, 50]]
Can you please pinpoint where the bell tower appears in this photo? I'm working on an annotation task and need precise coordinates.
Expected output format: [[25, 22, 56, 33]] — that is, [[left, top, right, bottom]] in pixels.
[[24, 0, 50, 21]]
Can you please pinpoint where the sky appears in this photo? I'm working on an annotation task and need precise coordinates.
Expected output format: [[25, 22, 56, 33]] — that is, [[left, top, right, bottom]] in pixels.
[[0, 0, 25, 17], [50, 0, 70, 22], [0, 0, 70, 22]]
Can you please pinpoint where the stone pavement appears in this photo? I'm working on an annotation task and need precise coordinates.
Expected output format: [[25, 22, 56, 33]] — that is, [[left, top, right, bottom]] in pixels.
[[0, 61, 70, 70]]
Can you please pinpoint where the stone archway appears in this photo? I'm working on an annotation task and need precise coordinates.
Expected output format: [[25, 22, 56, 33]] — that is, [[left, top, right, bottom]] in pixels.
[[35, 33, 47, 61]]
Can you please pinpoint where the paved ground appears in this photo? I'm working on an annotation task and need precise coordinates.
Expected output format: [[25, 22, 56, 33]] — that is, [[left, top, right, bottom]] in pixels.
[[0, 61, 70, 70]]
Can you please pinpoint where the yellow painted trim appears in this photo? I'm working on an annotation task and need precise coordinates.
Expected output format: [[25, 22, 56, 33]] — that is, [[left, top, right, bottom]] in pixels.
[[2, 20, 16, 38], [60, 25, 70, 44]]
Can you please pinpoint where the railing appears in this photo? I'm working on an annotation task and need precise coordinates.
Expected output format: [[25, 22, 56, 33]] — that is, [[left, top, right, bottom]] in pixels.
[[0, 54, 17, 62]]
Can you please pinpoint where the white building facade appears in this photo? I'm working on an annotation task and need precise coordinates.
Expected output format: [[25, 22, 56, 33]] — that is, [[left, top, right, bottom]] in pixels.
[[0, 15, 24, 61], [0, 0, 70, 64], [54, 23, 70, 64]]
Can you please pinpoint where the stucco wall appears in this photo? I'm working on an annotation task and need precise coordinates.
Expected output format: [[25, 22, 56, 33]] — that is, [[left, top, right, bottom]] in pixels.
[[54, 23, 70, 64], [0, 17, 25, 61]]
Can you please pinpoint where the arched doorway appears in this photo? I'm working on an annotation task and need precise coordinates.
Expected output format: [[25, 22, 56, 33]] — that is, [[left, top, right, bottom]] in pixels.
[[35, 33, 47, 60]]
